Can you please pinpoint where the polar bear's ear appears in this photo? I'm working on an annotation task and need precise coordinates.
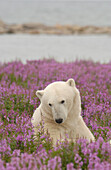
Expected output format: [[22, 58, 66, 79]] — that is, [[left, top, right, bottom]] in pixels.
[[66, 78, 75, 87], [36, 90, 44, 100]]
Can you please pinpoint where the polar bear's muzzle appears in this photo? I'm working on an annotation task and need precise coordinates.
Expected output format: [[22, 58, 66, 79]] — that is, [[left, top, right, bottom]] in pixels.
[[55, 118, 63, 124], [52, 106, 67, 124]]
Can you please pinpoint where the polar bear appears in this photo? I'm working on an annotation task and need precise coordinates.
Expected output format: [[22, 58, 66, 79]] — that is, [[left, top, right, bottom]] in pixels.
[[31, 78, 95, 145]]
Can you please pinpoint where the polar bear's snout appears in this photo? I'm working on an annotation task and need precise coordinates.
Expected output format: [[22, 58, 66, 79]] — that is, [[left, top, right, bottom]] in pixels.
[[55, 118, 63, 124], [52, 105, 67, 124]]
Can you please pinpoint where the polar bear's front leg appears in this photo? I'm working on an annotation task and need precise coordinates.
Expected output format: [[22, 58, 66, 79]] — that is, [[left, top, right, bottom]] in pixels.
[[31, 105, 42, 138], [76, 116, 95, 142], [44, 125, 62, 146]]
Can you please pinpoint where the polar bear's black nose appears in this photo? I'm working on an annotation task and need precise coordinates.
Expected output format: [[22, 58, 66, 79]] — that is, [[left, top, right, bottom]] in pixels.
[[55, 118, 63, 124]]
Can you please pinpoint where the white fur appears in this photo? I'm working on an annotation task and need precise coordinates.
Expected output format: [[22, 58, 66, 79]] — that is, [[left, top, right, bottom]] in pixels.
[[31, 78, 95, 145]]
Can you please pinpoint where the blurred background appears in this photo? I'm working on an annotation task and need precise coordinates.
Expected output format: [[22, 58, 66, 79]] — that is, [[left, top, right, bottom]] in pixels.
[[0, 0, 111, 63]]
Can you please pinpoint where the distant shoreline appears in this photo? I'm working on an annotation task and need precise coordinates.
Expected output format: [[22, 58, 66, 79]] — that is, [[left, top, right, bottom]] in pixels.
[[0, 20, 111, 35]]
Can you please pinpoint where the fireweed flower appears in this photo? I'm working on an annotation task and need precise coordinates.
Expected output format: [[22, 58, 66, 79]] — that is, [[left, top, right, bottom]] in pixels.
[[48, 156, 62, 170], [0, 59, 111, 169], [67, 163, 75, 170]]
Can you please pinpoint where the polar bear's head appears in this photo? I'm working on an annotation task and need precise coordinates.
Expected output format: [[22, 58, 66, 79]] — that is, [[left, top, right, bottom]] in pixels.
[[36, 79, 81, 124]]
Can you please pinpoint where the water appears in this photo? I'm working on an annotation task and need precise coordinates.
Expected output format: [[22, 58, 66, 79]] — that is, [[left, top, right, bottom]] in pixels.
[[0, 1, 111, 26], [0, 34, 111, 64]]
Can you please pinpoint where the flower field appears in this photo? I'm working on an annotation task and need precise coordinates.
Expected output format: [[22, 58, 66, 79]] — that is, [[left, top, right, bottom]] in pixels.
[[0, 59, 111, 169]]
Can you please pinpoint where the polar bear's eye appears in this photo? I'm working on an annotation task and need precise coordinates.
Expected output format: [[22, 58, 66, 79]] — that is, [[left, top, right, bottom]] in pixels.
[[61, 100, 65, 104], [49, 103, 52, 107]]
